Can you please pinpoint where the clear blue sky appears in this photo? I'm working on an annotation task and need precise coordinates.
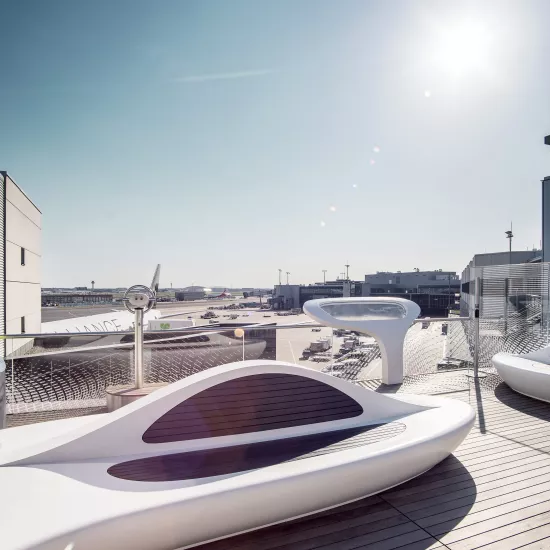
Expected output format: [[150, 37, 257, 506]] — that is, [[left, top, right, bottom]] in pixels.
[[2, 0, 549, 288]]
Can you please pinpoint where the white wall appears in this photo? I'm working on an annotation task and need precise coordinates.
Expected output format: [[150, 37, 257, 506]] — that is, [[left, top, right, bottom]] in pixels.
[[6, 241, 40, 285], [5, 175, 41, 353]]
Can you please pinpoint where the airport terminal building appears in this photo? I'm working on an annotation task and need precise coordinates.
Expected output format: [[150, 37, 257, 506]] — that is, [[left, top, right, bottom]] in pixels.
[[41, 293, 113, 306], [272, 270, 459, 316]]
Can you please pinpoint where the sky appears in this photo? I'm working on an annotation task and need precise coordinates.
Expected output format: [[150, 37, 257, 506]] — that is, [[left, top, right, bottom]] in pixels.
[[1, 0, 550, 288]]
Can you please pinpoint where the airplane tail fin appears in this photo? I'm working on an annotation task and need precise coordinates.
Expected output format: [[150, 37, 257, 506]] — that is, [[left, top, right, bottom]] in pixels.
[[151, 264, 161, 294]]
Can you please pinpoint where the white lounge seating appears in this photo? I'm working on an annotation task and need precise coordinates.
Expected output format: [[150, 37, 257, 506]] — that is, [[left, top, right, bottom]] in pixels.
[[0, 360, 474, 550], [493, 346, 550, 402]]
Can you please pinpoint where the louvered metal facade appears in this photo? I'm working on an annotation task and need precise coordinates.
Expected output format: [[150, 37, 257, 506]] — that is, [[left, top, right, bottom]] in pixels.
[[0, 173, 5, 358], [461, 262, 550, 366]]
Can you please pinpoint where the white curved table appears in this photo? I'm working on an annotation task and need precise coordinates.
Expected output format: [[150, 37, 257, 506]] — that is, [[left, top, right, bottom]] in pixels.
[[303, 297, 421, 384]]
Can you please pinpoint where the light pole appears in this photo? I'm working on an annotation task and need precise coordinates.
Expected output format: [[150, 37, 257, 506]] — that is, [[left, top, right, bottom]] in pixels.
[[345, 263, 350, 280], [278, 269, 282, 286], [286, 271, 290, 285], [234, 328, 245, 361], [322, 269, 327, 284], [505, 223, 514, 265]]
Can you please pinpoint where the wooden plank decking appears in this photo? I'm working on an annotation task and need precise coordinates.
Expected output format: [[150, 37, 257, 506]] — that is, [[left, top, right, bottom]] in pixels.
[[194, 373, 550, 550]]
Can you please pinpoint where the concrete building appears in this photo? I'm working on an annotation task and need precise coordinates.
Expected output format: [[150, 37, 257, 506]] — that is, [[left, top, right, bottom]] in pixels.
[[543, 176, 550, 262], [463, 250, 541, 271], [0, 172, 42, 355], [272, 281, 360, 310], [41, 293, 113, 306], [272, 271, 460, 316], [364, 270, 460, 295], [361, 271, 460, 316]]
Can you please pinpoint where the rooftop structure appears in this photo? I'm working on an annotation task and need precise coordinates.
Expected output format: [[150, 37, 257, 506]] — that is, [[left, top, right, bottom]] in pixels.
[[464, 250, 541, 269], [0, 172, 41, 354]]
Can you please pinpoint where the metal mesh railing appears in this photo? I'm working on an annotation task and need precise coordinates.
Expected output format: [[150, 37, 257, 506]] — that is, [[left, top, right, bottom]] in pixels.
[[319, 317, 474, 383], [4, 324, 334, 412], [6, 263, 550, 417], [5, 335, 133, 411], [0, 315, 504, 412]]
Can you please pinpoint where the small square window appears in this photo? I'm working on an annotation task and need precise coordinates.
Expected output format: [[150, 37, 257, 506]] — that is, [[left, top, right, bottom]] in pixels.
[[21, 247, 25, 266]]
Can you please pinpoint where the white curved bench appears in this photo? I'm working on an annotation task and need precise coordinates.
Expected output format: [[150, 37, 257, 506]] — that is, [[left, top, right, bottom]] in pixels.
[[0, 360, 474, 550], [493, 346, 550, 402]]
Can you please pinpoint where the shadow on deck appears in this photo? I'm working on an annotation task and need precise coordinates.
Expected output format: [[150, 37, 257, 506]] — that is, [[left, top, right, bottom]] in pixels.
[[194, 372, 550, 550]]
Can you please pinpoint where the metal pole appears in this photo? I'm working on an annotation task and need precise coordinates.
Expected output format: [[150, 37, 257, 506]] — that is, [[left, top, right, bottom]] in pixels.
[[473, 276, 481, 377], [134, 308, 144, 389], [505, 223, 513, 265], [504, 278, 509, 334], [11, 357, 14, 405], [448, 274, 451, 312], [0, 358, 6, 429], [278, 269, 282, 286], [322, 270, 327, 284]]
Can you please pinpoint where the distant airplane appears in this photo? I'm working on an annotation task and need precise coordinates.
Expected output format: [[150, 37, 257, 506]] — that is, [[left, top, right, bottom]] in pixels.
[[41, 265, 162, 334], [207, 289, 232, 299]]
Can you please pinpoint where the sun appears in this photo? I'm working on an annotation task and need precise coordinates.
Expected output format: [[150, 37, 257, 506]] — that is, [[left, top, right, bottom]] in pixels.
[[434, 20, 493, 78]]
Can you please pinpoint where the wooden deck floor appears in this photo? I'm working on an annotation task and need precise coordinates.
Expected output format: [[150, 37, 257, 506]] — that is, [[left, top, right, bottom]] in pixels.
[[194, 372, 550, 550]]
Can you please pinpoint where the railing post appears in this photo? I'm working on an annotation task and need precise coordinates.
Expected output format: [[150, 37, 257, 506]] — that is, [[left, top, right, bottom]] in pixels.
[[134, 308, 144, 389], [503, 277, 509, 335], [0, 358, 6, 429], [11, 357, 14, 405], [473, 276, 481, 377]]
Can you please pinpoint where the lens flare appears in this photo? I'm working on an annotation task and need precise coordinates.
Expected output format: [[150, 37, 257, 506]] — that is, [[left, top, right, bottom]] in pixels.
[[320, 221, 326, 227], [329, 206, 336, 212], [370, 159, 376, 165], [424, 89, 432, 98], [373, 146, 380, 153]]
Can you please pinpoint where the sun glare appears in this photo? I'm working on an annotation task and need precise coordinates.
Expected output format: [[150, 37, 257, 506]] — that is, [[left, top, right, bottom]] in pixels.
[[435, 20, 493, 77]]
